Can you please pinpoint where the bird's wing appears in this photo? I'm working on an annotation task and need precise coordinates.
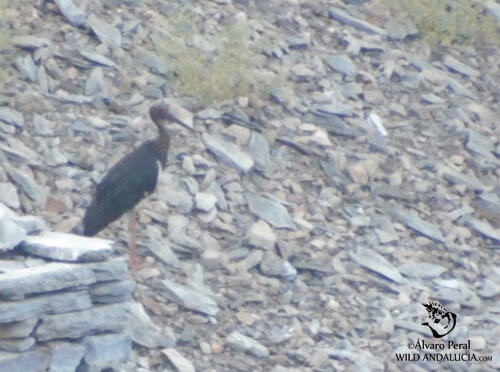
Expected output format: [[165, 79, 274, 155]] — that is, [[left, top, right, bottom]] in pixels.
[[83, 148, 160, 236], [95, 142, 155, 202]]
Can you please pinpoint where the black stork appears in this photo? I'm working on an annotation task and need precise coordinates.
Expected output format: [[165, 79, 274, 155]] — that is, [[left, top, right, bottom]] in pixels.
[[83, 103, 194, 270]]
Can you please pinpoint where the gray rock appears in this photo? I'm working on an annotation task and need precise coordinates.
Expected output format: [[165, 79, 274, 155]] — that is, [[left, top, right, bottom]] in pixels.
[[439, 164, 488, 192], [465, 217, 500, 242], [247, 220, 276, 250], [399, 262, 447, 279], [146, 226, 182, 269], [313, 101, 354, 117], [350, 247, 406, 284], [161, 279, 219, 316], [0, 209, 26, 252], [79, 50, 115, 67], [21, 232, 114, 262], [466, 129, 495, 160], [87, 14, 121, 49], [195, 192, 217, 212], [8, 215, 45, 235], [246, 132, 271, 171], [389, 206, 445, 243], [84, 67, 105, 96], [14, 55, 37, 82], [0, 291, 92, 323], [4, 164, 46, 204], [135, 49, 168, 75], [246, 193, 295, 229], [85, 258, 129, 282], [35, 303, 130, 341], [162, 348, 195, 372], [48, 342, 86, 372], [260, 252, 297, 281], [0, 263, 96, 300], [82, 333, 131, 369], [202, 133, 254, 173], [33, 115, 53, 136], [325, 55, 356, 77], [54, 0, 87, 27], [130, 302, 175, 348], [167, 215, 200, 252], [90, 280, 135, 304], [162, 189, 193, 213], [329, 8, 387, 37], [0, 107, 24, 128], [0, 349, 50, 372], [384, 16, 418, 40], [447, 78, 477, 99], [11, 36, 49, 50], [443, 55, 479, 77], [225, 331, 269, 358], [0, 337, 35, 353], [0, 319, 38, 339]]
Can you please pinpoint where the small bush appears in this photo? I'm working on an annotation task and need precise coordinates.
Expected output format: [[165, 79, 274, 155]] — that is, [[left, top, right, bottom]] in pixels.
[[383, 0, 499, 47], [152, 8, 257, 105]]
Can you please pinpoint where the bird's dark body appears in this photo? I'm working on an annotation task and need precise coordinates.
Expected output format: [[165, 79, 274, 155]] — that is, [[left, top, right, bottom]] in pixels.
[[83, 140, 166, 236]]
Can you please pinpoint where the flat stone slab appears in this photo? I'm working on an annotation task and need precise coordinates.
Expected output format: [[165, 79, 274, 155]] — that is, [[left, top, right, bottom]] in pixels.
[[161, 280, 219, 316], [83, 333, 131, 369], [246, 193, 295, 229], [202, 133, 254, 173], [0, 263, 96, 300], [85, 258, 129, 282], [0, 291, 92, 323], [21, 232, 114, 262], [35, 303, 130, 341], [48, 342, 86, 372], [0, 349, 50, 372]]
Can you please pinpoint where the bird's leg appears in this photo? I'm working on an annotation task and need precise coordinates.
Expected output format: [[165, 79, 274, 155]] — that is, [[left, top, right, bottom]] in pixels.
[[128, 210, 144, 271]]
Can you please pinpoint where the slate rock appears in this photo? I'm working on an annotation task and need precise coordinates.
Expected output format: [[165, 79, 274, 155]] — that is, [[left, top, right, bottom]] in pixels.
[[389, 206, 445, 243], [131, 302, 175, 349], [0, 263, 96, 300], [0, 349, 50, 372], [87, 13, 121, 49], [325, 55, 356, 77], [0, 209, 26, 252], [0, 107, 24, 128], [0, 319, 38, 339], [35, 303, 130, 341], [202, 133, 254, 173], [0, 337, 35, 353], [162, 348, 195, 372], [21, 232, 114, 262], [260, 252, 297, 281], [247, 220, 276, 250], [350, 247, 406, 284], [0, 291, 92, 323], [54, 0, 87, 27], [82, 333, 131, 369], [4, 164, 46, 204], [225, 331, 269, 358], [328, 8, 387, 37], [161, 279, 219, 316], [48, 342, 86, 372], [246, 193, 295, 229], [89, 280, 135, 304]]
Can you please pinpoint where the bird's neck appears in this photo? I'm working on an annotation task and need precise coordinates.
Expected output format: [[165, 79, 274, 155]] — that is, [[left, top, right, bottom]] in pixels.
[[157, 126, 170, 167]]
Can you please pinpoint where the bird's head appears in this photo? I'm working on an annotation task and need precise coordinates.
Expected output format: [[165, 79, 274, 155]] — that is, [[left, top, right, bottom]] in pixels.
[[149, 103, 198, 133]]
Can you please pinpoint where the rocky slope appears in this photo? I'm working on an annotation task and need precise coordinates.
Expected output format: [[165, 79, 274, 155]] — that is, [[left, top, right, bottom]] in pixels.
[[0, 0, 499, 371]]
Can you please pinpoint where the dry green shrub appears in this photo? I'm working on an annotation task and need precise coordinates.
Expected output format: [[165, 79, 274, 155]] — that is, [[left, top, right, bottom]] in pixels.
[[153, 8, 257, 105], [383, 0, 499, 47]]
